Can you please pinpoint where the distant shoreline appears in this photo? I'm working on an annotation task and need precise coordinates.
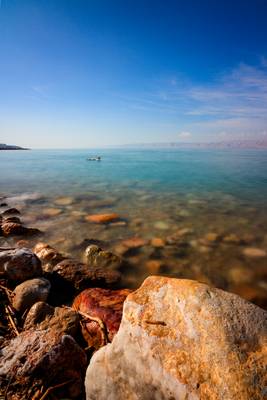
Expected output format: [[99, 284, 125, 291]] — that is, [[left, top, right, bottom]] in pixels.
[[0, 144, 29, 150]]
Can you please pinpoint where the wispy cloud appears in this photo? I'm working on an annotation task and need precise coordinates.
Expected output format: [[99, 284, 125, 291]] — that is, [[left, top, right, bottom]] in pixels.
[[117, 61, 267, 140]]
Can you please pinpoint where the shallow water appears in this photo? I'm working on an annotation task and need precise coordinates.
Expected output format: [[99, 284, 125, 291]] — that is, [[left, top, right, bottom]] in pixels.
[[1, 148, 267, 307]]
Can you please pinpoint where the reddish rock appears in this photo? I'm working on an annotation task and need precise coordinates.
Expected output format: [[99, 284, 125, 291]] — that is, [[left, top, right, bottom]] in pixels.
[[85, 213, 119, 224], [0, 248, 42, 282], [0, 329, 87, 399], [73, 287, 131, 349]]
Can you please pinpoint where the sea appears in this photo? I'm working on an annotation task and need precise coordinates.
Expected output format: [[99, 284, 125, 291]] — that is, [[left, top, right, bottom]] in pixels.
[[0, 148, 267, 307]]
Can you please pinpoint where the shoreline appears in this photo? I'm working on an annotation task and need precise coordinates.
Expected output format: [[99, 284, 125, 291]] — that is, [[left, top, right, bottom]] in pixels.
[[0, 198, 266, 399]]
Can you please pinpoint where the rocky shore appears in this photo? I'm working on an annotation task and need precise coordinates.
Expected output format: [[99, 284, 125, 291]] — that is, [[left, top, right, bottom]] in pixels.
[[0, 197, 267, 399]]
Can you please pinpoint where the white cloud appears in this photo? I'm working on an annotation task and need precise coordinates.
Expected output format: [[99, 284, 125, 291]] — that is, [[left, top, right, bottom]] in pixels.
[[178, 131, 191, 138]]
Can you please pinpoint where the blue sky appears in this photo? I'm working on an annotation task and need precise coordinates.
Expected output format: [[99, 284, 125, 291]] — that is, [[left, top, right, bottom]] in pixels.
[[0, 0, 267, 148]]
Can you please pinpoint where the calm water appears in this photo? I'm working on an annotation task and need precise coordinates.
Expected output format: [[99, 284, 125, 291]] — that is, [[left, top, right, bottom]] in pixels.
[[1, 148, 267, 307]]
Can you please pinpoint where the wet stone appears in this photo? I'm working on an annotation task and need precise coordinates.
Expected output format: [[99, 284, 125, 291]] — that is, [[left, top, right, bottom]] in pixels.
[[84, 245, 122, 270], [0, 247, 42, 282], [34, 242, 66, 272], [52, 259, 121, 293], [24, 301, 80, 339], [12, 278, 51, 313], [1, 208, 20, 216]]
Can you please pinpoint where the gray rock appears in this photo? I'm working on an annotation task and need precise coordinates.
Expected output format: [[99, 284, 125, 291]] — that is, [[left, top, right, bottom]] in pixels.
[[12, 278, 51, 313], [0, 247, 42, 282]]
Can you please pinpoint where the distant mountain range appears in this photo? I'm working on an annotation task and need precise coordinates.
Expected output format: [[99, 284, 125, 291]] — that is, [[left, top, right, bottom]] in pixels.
[[121, 140, 267, 149], [0, 143, 29, 150]]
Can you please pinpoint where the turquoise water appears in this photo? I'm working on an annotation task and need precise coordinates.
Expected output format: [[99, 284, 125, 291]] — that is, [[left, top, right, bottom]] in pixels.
[[0, 148, 267, 307], [0, 148, 267, 202]]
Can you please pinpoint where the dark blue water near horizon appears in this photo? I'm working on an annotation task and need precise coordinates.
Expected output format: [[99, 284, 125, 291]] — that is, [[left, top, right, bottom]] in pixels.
[[0, 148, 267, 204]]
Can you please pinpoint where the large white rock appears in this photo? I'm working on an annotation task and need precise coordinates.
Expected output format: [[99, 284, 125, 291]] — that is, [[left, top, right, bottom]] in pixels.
[[85, 276, 267, 400]]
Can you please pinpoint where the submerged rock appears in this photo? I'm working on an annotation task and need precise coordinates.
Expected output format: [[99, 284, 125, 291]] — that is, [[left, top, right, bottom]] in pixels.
[[54, 196, 74, 206], [84, 245, 122, 270], [73, 287, 131, 350], [12, 278, 51, 313], [150, 237, 165, 247], [0, 329, 87, 399], [24, 301, 80, 338], [0, 248, 42, 282], [242, 247, 267, 258], [153, 221, 169, 230], [85, 276, 267, 400], [120, 237, 147, 249], [43, 207, 62, 217], [85, 213, 120, 224]]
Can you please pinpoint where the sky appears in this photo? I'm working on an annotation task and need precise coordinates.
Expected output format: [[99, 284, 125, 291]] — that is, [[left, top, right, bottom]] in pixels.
[[0, 0, 267, 148]]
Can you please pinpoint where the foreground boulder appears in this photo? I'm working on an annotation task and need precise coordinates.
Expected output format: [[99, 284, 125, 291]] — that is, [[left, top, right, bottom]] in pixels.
[[73, 287, 131, 349], [12, 278, 51, 313], [0, 248, 42, 282], [86, 276, 267, 400], [0, 329, 87, 399]]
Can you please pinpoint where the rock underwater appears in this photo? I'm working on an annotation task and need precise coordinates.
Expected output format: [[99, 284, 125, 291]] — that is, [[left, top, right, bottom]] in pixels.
[[85, 276, 267, 400]]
